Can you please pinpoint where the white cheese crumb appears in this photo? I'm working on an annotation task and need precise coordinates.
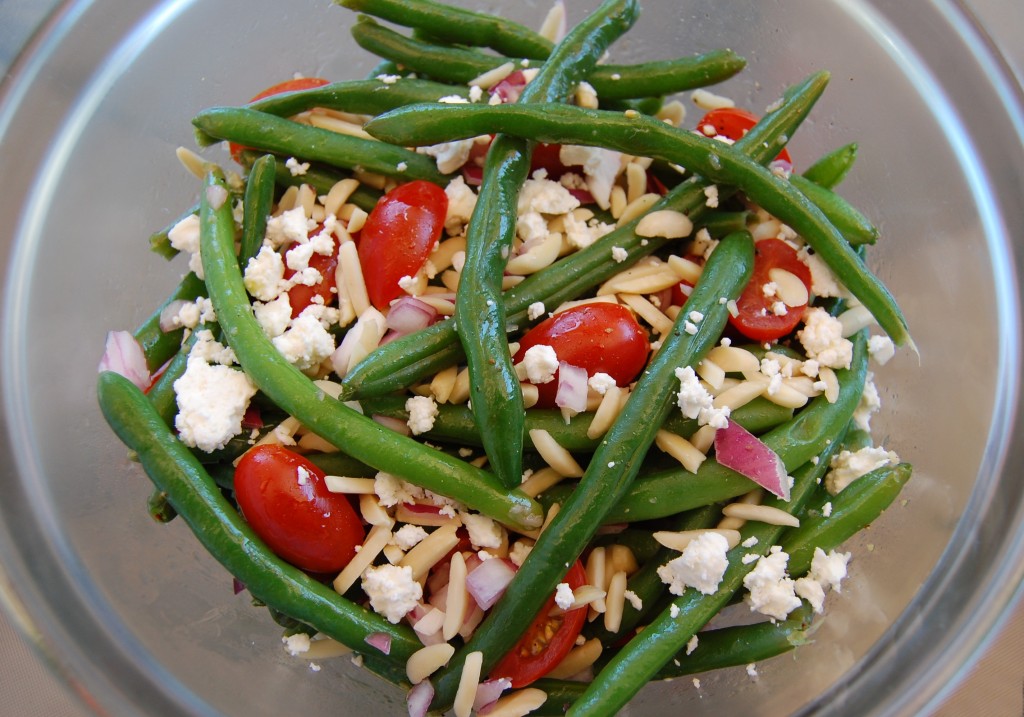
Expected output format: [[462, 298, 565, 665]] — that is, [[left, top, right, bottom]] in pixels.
[[517, 177, 580, 216], [391, 524, 429, 551], [797, 307, 853, 369], [509, 540, 533, 567], [461, 511, 502, 549], [853, 372, 881, 431], [611, 246, 628, 263], [266, 206, 313, 249], [283, 633, 311, 656], [657, 532, 730, 595], [743, 546, 801, 621], [686, 635, 699, 655], [285, 156, 310, 176], [173, 339, 257, 453], [555, 582, 574, 610], [558, 144, 622, 210], [703, 185, 719, 208], [868, 334, 896, 365], [405, 395, 439, 435], [624, 590, 643, 611], [675, 366, 730, 429], [444, 176, 478, 235], [670, 604, 680, 618], [522, 344, 559, 383], [373, 471, 424, 508], [527, 301, 546, 321], [825, 445, 899, 495], [588, 372, 616, 395], [741, 553, 760, 565], [272, 313, 336, 372], [168, 213, 205, 279], [684, 321, 698, 335], [746, 663, 759, 680], [396, 161, 408, 172], [795, 547, 851, 612], [417, 138, 475, 174], [742, 536, 759, 548], [822, 501, 833, 518], [361, 564, 423, 623]]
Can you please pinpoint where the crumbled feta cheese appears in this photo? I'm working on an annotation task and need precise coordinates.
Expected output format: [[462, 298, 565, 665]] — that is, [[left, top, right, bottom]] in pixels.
[[283, 633, 311, 656], [168, 214, 205, 280], [562, 211, 614, 249], [285, 157, 310, 176], [588, 372, 616, 395], [405, 395, 439, 435], [611, 246, 628, 263], [868, 334, 896, 365], [527, 301, 546, 321], [822, 501, 833, 518], [742, 536, 759, 548], [361, 564, 423, 623], [795, 547, 851, 612], [558, 145, 622, 210], [657, 532, 730, 595], [797, 307, 853, 369], [272, 313, 336, 372], [374, 471, 424, 508], [746, 663, 758, 680], [417, 138, 476, 174], [684, 321, 698, 335], [461, 511, 502, 549], [509, 540, 533, 567], [703, 185, 719, 208], [253, 294, 293, 338], [555, 582, 575, 610], [391, 524, 429, 551], [675, 366, 730, 428], [686, 635, 699, 655], [825, 445, 899, 494], [517, 177, 580, 216], [743, 546, 801, 621], [444, 176, 478, 235], [853, 373, 881, 431], [624, 590, 643, 611], [173, 341, 257, 453], [376, 74, 401, 84], [798, 247, 847, 298], [522, 344, 559, 383], [516, 211, 549, 243], [670, 604, 680, 618], [438, 94, 469, 104], [468, 85, 483, 102], [244, 245, 288, 302], [266, 206, 313, 249]]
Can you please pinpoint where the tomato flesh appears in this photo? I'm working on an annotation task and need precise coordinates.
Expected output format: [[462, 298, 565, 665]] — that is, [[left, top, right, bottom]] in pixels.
[[513, 303, 649, 408], [357, 180, 448, 310], [697, 107, 793, 166], [285, 227, 339, 318], [234, 445, 365, 574], [489, 560, 587, 687], [229, 77, 330, 162], [727, 238, 812, 342]]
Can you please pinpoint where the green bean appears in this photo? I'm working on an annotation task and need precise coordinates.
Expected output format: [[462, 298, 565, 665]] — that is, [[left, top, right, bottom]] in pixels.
[[148, 204, 198, 259], [96, 371, 416, 684], [340, 71, 830, 400], [198, 168, 543, 531], [247, 77, 471, 118], [132, 271, 206, 371], [803, 142, 858, 189], [192, 107, 449, 184], [429, 231, 754, 708], [338, 0, 553, 59], [700, 209, 750, 238], [790, 173, 878, 246], [783, 462, 912, 576], [236, 150, 382, 213], [147, 489, 177, 523], [239, 154, 276, 266], [365, 102, 912, 348], [358, 395, 792, 453], [350, 16, 745, 100], [304, 452, 378, 478], [567, 417, 850, 715], [454, 0, 640, 490], [542, 332, 870, 523]]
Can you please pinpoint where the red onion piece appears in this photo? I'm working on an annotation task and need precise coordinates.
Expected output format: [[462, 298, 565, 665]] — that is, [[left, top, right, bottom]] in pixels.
[[474, 678, 512, 713], [241, 406, 263, 430], [232, 578, 246, 595], [407, 680, 434, 717], [364, 632, 392, 655], [489, 70, 527, 104], [555, 361, 588, 414], [98, 331, 150, 390], [465, 558, 516, 610], [566, 187, 595, 205], [412, 607, 446, 645], [715, 418, 790, 501], [458, 601, 485, 640], [158, 300, 190, 332], [386, 296, 437, 336]]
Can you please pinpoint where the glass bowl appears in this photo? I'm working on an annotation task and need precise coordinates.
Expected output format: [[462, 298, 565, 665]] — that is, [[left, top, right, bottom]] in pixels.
[[1, 1, 1022, 715]]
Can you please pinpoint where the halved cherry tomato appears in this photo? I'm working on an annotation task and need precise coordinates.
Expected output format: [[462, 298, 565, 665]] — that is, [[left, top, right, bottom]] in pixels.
[[228, 77, 330, 162], [234, 445, 365, 574], [489, 560, 587, 687], [697, 107, 793, 166], [357, 180, 448, 310], [284, 226, 339, 318], [512, 303, 649, 409], [727, 238, 812, 342]]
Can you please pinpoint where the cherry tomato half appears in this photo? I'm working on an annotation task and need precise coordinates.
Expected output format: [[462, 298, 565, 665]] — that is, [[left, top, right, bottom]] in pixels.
[[357, 180, 448, 310], [234, 445, 365, 574], [285, 225, 339, 318], [513, 303, 649, 409], [727, 238, 812, 342], [697, 107, 793, 166], [489, 560, 588, 687], [228, 77, 330, 162]]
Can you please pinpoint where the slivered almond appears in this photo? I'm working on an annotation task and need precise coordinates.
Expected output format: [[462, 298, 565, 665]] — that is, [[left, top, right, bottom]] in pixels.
[[519, 467, 565, 499], [448, 366, 471, 404], [302, 637, 352, 660], [323, 178, 361, 218], [586, 547, 608, 615], [609, 184, 627, 219], [819, 366, 840, 403], [546, 638, 604, 679], [667, 254, 703, 285], [484, 688, 548, 717], [696, 357, 726, 390], [722, 503, 800, 528], [634, 209, 694, 239], [762, 381, 810, 409], [359, 493, 394, 527], [549, 584, 607, 615], [529, 429, 584, 477], [470, 61, 515, 89], [337, 241, 370, 317], [626, 162, 648, 204], [307, 112, 375, 140], [768, 267, 809, 307], [333, 525, 391, 594], [689, 424, 717, 454], [619, 293, 674, 335], [653, 529, 742, 552], [603, 571, 629, 632], [443, 552, 468, 641], [429, 236, 467, 273], [400, 522, 461, 581], [587, 384, 625, 439], [453, 651, 483, 717], [655, 430, 707, 474], [430, 364, 459, 404], [395, 503, 461, 528], [706, 345, 760, 373], [506, 231, 562, 275], [406, 643, 455, 685], [324, 476, 376, 494], [713, 379, 768, 411], [838, 304, 875, 337], [615, 192, 660, 227], [606, 544, 639, 575]]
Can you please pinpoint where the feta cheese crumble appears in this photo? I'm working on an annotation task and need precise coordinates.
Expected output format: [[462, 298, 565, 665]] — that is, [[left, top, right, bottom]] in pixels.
[[555, 582, 575, 610], [825, 445, 900, 495], [361, 564, 423, 623], [405, 395, 439, 435], [657, 531, 730, 595], [522, 344, 559, 383], [675, 366, 730, 428], [797, 307, 853, 369], [743, 546, 801, 621]]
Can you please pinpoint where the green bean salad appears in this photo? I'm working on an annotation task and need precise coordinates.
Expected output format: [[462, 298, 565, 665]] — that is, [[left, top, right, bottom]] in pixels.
[[97, 1, 913, 715]]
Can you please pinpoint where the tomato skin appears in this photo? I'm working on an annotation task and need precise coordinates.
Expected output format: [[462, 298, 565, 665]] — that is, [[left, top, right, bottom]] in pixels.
[[234, 445, 365, 574], [285, 227, 339, 318], [513, 304, 649, 408], [697, 107, 793, 166], [727, 238, 812, 342], [358, 181, 448, 310], [489, 560, 588, 687], [229, 77, 330, 162]]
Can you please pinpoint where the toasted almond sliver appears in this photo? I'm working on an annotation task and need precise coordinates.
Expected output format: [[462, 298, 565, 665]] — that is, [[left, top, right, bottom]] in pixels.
[[296, 432, 339, 453], [654, 430, 707, 474], [324, 476, 377, 494], [400, 522, 461, 581], [615, 192, 660, 227], [696, 357, 726, 391], [430, 364, 459, 404], [768, 267, 809, 307], [819, 366, 840, 403], [519, 466, 565, 499], [653, 528, 742, 552], [484, 688, 549, 717], [713, 379, 768, 411], [689, 424, 717, 454], [470, 61, 516, 89], [443, 552, 468, 641], [667, 253, 703, 285], [838, 304, 875, 337], [546, 638, 604, 680], [448, 366, 472, 404], [552, 295, 619, 316], [538, 0, 566, 42], [406, 643, 456, 685], [626, 162, 648, 205], [506, 231, 562, 275], [394, 503, 461, 528], [549, 584, 608, 615], [634, 209, 694, 239], [586, 547, 608, 615], [323, 178, 361, 218], [529, 429, 584, 477], [722, 503, 800, 528], [430, 236, 467, 273], [333, 525, 391, 594], [382, 544, 405, 565], [603, 571, 629, 633], [175, 146, 207, 178], [618, 293, 674, 335], [307, 112, 375, 140], [587, 384, 624, 440], [706, 345, 761, 374], [302, 637, 353, 660], [609, 184, 628, 219], [337, 241, 371, 317], [359, 493, 394, 528], [606, 544, 639, 576], [762, 381, 810, 409], [453, 650, 484, 717], [600, 269, 681, 295], [521, 382, 539, 409]]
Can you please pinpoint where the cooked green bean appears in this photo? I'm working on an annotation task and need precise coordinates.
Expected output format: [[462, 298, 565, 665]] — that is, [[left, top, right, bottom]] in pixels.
[[338, 0, 553, 59], [454, 0, 639, 490], [350, 15, 745, 100], [192, 107, 449, 183], [198, 167, 543, 531], [429, 230, 754, 707], [239, 154, 276, 266], [365, 101, 912, 348], [236, 150, 381, 212], [133, 271, 206, 371], [803, 142, 858, 189], [148, 204, 199, 259], [790, 172, 878, 246], [340, 71, 830, 400], [96, 371, 417, 684], [247, 77, 471, 118]]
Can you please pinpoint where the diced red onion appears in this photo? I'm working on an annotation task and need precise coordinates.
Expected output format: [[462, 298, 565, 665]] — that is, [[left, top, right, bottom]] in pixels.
[[458, 601, 485, 641], [489, 70, 527, 103], [474, 678, 512, 713], [372, 414, 411, 436], [462, 163, 484, 186], [555, 362, 588, 414], [595, 523, 629, 536], [158, 300, 190, 332], [232, 578, 246, 595], [407, 680, 434, 717], [241, 406, 263, 430], [651, 287, 673, 312], [364, 632, 392, 655], [412, 607, 446, 645], [386, 296, 437, 336], [465, 558, 516, 610], [427, 581, 449, 611], [715, 418, 790, 501], [98, 331, 151, 390], [566, 187, 595, 205], [205, 184, 229, 210]]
